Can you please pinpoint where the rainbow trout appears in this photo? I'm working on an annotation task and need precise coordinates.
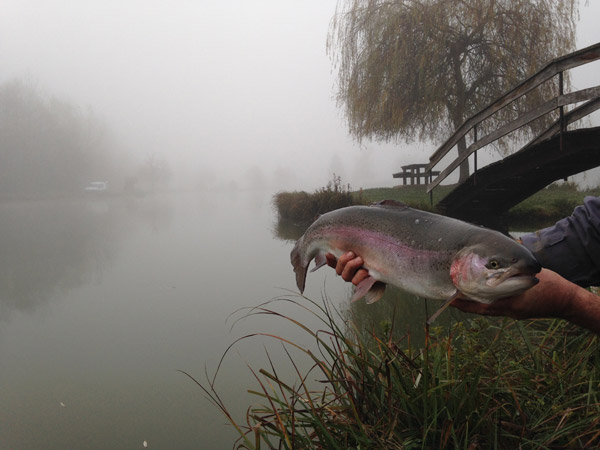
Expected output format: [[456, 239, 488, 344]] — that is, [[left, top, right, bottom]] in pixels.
[[291, 200, 540, 321]]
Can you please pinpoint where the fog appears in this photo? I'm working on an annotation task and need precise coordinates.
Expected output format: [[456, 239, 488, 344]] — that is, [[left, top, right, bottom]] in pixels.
[[0, 1, 400, 193], [0, 1, 599, 193], [1, 3, 600, 447]]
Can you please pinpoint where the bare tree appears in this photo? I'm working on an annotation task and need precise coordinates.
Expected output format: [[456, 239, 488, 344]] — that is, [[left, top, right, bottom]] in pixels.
[[328, 0, 579, 182]]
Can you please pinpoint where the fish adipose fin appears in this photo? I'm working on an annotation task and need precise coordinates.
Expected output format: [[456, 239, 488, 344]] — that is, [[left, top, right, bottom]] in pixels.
[[350, 276, 386, 304], [426, 290, 461, 325]]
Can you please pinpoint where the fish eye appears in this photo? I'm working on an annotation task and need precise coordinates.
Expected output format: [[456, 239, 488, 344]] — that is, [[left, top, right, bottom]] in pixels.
[[487, 260, 500, 269]]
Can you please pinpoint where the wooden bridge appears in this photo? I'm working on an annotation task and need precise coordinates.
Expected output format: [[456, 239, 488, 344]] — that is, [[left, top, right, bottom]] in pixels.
[[421, 42, 600, 229]]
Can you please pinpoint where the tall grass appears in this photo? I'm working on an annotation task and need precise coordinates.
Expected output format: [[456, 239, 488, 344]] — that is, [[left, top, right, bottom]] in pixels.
[[185, 296, 600, 449]]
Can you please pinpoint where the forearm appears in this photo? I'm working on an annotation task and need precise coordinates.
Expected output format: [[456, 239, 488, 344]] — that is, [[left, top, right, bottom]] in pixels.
[[563, 287, 600, 334]]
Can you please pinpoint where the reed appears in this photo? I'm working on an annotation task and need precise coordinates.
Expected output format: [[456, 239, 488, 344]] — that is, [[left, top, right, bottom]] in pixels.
[[187, 295, 600, 449]]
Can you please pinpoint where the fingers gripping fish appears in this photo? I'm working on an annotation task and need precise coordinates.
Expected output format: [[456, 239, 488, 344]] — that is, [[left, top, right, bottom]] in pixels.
[[290, 200, 541, 323]]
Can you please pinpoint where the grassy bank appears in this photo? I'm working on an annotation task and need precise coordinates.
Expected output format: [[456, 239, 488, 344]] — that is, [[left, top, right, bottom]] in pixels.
[[193, 296, 600, 449], [274, 180, 600, 229], [353, 184, 454, 210], [508, 182, 600, 229]]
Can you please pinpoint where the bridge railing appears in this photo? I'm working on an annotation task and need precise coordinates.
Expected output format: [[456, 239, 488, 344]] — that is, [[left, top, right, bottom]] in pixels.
[[426, 42, 600, 195]]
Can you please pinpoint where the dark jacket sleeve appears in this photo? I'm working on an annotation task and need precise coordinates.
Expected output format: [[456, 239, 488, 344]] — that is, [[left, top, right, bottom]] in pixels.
[[520, 196, 600, 287]]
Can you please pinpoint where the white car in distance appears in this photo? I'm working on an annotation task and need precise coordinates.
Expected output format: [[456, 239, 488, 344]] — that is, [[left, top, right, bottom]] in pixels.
[[84, 181, 108, 192]]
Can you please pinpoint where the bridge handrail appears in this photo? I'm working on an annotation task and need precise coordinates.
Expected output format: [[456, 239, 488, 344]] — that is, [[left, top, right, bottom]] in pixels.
[[426, 42, 600, 193], [428, 85, 600, 191], [529, 97, 600, 146]]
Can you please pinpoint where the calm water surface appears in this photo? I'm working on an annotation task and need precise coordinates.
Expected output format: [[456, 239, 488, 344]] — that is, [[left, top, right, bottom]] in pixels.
[[0, 192, 455, 449]]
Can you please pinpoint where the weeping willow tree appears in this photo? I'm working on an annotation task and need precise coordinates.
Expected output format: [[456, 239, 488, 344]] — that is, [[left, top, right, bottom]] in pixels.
[[328, 0, 579, 182]]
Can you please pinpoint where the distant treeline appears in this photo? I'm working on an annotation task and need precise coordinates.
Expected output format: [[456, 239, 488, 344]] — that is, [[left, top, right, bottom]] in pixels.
[[0, 80, 173, 198], [0, 80, 123, 197]]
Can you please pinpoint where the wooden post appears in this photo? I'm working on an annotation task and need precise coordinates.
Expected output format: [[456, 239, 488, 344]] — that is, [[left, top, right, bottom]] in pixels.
[[559, 71, 565, 152], [473, 125, 478, 186], [428, 170, 433, 206]]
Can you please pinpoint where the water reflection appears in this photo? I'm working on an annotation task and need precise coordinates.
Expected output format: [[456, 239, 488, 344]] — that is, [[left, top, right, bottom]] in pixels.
[[0, 197, 174, 317], [0, 200, 119, 315], [0, 191, 307, 449], [272, 217, 307, 242], [0, 192, 481, 449]]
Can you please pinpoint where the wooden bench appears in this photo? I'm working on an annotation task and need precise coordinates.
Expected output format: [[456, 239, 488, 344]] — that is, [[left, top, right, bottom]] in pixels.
[[393, 164, 440, 185]]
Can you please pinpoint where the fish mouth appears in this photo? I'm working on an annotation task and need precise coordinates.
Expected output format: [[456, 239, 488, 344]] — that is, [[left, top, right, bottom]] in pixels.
[[488, 267, 539, 288]]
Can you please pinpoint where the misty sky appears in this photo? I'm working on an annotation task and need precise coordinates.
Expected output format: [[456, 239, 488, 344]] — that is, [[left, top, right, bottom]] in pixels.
[[1, 1, 600, 191]]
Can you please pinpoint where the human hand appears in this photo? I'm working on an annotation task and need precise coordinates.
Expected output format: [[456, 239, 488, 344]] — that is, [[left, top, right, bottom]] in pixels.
[[328, 255, 572, 320], [325, 252, 370, 285], [453, 268, 600, 334], [326, 253, 600, 333], [450, 268, 576, 320]]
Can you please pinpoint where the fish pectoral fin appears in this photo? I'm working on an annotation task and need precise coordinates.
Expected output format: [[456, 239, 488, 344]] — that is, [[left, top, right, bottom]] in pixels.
[[426, 290, 461, 325], [350, 276, 386, 304], [310, 253, 328, 273]]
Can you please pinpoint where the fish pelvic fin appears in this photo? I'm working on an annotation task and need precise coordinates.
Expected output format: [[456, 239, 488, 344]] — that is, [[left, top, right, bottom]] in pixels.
[[426, 290, 461, 325], [350, 276, 386, 304], [290, 243, 307, 294]]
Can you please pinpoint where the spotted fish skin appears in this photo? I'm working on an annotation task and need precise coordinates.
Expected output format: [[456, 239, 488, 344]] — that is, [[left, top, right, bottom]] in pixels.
[[291, 200, 540, 304]]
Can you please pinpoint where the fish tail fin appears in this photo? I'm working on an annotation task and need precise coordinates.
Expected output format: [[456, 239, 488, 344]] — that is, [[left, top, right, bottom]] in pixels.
[[290, 242, 308, 294]]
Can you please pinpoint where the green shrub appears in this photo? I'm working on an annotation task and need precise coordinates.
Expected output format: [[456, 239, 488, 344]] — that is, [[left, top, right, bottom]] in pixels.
[[273, 174, 357, 224]]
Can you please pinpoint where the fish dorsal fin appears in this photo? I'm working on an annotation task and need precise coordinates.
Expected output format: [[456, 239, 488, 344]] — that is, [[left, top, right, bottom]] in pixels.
[[372, 199, 409, 209]]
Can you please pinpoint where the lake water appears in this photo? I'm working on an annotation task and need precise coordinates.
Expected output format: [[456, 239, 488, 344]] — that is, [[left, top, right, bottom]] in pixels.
[[0, 192, 458, 449]]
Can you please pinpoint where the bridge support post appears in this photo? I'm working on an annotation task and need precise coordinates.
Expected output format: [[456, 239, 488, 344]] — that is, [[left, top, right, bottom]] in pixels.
[[473, 125, 478, 186], [428, 170, 433, 206], [559, 71, 565, 152]]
